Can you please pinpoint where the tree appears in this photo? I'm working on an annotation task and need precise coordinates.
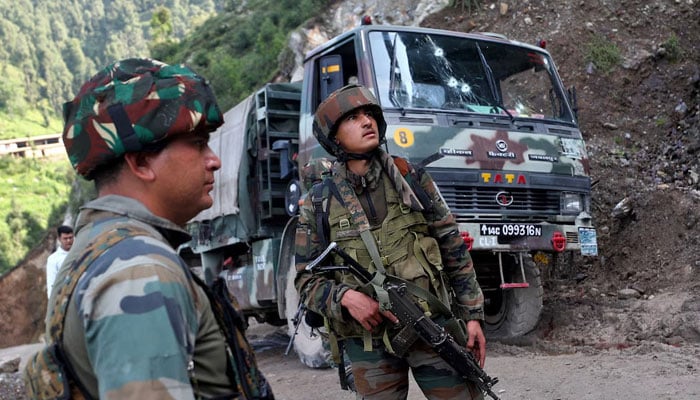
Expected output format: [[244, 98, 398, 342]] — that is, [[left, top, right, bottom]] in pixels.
[[150, 6, 174, 44]]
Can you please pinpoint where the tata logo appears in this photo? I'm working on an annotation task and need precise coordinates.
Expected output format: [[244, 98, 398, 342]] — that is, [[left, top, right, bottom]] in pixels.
[[496, 191, 514, 206], [480, 172, 527, 184], [495, 140, 508, 152]]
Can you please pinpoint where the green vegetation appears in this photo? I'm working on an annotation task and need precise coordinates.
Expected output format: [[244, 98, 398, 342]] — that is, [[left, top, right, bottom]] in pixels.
[[0, 0, 327, 272], [0, 0, 326, 135], [585, 34, 621, 74], [0, 156, 77, 274], [0, 0, 221, 139], [663, 34, 683, 62], [155, 0, 327, 110], [0, 111, 63, 141]]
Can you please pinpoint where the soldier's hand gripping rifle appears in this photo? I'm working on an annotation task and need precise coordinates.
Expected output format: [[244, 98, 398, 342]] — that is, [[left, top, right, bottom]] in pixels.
[[306, 242, 500, 400]]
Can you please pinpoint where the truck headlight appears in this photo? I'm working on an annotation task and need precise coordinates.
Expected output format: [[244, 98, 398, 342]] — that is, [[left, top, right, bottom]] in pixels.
[[560, 192, 583, 214], [285, 180, 301, 216]]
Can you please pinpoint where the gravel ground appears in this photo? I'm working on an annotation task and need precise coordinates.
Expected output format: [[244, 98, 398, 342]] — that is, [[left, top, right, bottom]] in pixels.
[[3, 324, 699, 400]]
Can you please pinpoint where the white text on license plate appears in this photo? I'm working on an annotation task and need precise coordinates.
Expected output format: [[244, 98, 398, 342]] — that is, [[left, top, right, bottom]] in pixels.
[[480, 224, 542, 237]]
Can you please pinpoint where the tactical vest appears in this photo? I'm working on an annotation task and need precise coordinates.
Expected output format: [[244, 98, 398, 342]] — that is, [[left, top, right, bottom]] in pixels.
[[319, 170, 451, 339]]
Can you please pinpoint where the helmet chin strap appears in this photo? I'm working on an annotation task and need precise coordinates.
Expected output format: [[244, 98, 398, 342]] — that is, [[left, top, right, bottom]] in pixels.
[[336, 148, 380, 162]]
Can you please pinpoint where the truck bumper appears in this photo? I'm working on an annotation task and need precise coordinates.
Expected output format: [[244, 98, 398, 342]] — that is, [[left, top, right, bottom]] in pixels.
[[458, 220, 598, 256]]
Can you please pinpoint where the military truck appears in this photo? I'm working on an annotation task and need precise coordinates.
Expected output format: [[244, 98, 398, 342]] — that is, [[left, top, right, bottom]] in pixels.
[[181, 22, 597, 368]]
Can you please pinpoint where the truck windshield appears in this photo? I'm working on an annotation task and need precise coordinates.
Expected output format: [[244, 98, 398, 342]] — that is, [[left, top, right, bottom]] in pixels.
[[369, 31, 574, 123]]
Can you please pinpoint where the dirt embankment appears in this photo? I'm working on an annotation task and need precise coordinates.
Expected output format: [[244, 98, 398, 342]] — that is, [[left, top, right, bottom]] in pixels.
[[424, 0, 700, 350], [0, 233, 52, 348]]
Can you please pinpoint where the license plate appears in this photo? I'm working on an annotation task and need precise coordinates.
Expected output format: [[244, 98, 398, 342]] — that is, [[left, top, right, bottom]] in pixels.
[[578, 227, 598, 256], [479, 224, 542, 237]]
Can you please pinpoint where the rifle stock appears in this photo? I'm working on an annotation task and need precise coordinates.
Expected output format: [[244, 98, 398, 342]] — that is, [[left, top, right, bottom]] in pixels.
[[306, 242, 500, 400]]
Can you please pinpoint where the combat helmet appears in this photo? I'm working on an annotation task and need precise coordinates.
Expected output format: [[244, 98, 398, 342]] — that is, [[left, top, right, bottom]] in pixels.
[[62, 58, 223, 179], [312, 84, 386, 160]]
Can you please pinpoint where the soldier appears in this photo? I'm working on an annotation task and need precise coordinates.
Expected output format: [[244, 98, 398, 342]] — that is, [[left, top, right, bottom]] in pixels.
[[26, 58, 273, 399], [294, 84, 487, 399]]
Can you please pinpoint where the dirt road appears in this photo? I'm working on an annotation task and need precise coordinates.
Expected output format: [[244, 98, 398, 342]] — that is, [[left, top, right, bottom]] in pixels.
[[247, 323, 700, 400], [2, 322, 698, 400]]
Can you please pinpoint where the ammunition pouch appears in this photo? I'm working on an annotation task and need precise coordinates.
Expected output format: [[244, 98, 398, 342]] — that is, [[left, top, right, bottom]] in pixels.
[[304, 309, 326, 328]]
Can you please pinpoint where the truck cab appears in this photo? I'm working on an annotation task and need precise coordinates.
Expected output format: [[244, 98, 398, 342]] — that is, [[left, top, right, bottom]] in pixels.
[[295, 24, 597, 338]]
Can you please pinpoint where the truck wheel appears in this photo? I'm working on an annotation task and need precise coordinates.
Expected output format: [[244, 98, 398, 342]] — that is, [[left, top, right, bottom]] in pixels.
[[284, 265, 332, 369], [483, 253, 543, 339]]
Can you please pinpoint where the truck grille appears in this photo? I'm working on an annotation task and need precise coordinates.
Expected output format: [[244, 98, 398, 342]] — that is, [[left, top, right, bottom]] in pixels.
[[436, 184, 560, 221]]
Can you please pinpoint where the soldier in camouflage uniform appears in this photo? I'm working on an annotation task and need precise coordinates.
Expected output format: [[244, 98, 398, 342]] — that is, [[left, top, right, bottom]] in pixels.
[[28, 58, 273, 399], [294, 84, 486, 399]]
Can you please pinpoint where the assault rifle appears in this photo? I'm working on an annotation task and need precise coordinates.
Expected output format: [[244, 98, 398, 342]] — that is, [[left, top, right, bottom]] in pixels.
[[306, 242, 500, 400]]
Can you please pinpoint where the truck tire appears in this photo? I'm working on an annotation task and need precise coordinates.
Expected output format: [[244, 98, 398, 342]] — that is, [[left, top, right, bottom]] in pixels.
[[284, 256, 332, 369], [483, 253, 543, 339]]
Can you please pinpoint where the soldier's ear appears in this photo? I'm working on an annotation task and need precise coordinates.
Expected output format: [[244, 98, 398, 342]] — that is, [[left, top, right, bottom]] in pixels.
[[124, 152, 157, 182]]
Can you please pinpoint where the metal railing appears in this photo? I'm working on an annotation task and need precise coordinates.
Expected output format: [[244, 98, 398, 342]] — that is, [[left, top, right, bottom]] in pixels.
[[0, 134, 65, 159]]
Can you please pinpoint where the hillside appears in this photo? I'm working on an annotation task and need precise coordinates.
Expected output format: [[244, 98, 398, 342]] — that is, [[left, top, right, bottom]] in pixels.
[[0, 0, 698, 390], [0, 0, 221, 139]]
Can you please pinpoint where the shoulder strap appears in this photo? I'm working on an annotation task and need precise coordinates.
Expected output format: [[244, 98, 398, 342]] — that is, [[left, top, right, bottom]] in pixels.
[[311, 177, 343, 248], [392, 156, 434, 213]]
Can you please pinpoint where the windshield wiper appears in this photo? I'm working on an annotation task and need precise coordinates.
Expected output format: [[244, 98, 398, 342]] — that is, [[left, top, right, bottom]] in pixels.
[[475, 43, 514, 124], [384, 32, 405, 115]]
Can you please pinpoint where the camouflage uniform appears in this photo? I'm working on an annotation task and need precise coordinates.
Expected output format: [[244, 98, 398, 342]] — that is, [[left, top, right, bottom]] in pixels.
[[294, 84, 485, 400], [28, 58, 272, 399], [45, 195, 243, 398]]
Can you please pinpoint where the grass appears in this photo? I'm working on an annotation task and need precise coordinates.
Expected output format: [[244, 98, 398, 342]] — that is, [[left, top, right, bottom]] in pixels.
[[0, 156, 74, 274], [663, 34, 682, 62], [0, 110, 62, 141]]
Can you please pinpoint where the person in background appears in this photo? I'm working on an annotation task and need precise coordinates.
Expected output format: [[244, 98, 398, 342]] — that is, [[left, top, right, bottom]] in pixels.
[[27, 58, 273, 399], [45, 225, 73, 298]]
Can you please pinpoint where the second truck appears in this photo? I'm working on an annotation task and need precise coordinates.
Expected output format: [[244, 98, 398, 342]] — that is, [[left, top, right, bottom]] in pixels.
[[180, 21, 598, 368]]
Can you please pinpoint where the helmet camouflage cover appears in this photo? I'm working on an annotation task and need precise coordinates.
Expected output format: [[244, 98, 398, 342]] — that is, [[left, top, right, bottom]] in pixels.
[[312, 84, 386, 157], [62, 58, 223, 179]]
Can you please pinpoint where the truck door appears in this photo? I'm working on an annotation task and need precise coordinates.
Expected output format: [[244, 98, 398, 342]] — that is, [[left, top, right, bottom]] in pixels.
[[319, 55, 344, 100]]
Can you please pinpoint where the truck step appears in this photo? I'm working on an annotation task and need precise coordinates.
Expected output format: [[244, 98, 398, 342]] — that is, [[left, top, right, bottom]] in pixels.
[[500, 282, 530, 289]]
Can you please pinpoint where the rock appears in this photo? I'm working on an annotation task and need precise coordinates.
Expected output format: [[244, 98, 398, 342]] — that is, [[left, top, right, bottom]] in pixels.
[[0, 358, 19, 374], [618, 288, 642, 299], [680, 298, 700, 312], [623, 48, 653, 70], [611, 197, 633, 219], [675, 101, 688, 114], [586, 62, 595, 74]]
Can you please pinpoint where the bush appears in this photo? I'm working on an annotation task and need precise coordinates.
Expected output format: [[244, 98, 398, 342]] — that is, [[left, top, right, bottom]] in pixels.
[[585, 34, 621, 74], [662, 34, 683, 62]]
